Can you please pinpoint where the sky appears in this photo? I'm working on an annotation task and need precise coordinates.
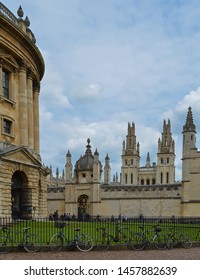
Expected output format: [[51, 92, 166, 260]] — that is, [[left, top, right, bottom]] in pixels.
[[3, 0, 200, 181]]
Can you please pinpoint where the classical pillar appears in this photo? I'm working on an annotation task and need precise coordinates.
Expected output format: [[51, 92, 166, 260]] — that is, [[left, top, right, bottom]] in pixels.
[[27, 68, 34, 149], [33, 81, 40, 154], [18, 60, 28, 146], [0, 62, 2, 99]]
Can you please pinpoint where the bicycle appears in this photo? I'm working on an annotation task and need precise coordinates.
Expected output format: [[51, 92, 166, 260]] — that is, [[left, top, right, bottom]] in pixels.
[[49, 221, 94, 252], [165, 227, 192, 249], [130, 225, 167, 250], [96, 222, 132, 251], [0, 226, 42, 253]]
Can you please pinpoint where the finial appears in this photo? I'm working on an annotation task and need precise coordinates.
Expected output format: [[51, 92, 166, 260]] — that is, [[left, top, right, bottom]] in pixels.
[[105, 153, 110, 160], [183, 107, 196, 133], [24, 16, 30, 27], [17, 6, 24, 18]]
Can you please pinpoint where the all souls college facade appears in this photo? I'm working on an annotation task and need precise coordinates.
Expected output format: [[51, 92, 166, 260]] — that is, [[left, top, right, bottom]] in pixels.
[[1, 3, 200, 219]]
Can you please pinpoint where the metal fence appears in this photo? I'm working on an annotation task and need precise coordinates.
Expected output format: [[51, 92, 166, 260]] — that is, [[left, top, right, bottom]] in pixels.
[[0, 216, 200, 248]]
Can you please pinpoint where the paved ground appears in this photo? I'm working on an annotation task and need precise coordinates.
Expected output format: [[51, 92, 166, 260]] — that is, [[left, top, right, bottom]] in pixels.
[[0, 247, 200, 260]]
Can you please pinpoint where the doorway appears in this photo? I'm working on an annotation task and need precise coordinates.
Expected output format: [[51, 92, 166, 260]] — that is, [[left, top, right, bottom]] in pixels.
[[78, 194, 90, 219], [11, 171, 30, 219]]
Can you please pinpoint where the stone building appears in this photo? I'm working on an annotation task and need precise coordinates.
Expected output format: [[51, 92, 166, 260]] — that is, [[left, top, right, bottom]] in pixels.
[[1, 3, 200, 219], [0, 3, 48, 218], [48, 107, 200, 218]]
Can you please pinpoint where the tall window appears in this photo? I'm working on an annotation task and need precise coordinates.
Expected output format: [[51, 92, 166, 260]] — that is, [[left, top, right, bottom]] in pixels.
[[130, 173, 133, 184], [125, 174, 128, 184], [3, 118, 12, 135], [166, 172, 169, 184], [2, 70, 9, 99], [160, 172, 163, 184]]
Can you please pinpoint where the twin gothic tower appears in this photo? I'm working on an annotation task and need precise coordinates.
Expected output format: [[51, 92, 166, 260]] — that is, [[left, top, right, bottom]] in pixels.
[[61, 107, 200, 217], [65, 118, 176, 187]]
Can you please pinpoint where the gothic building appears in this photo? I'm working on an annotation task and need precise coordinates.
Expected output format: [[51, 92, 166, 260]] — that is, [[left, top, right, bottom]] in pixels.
[[48, 107, 200, 217], [0, 3, 48, 218], [1, 3, 200, 219]]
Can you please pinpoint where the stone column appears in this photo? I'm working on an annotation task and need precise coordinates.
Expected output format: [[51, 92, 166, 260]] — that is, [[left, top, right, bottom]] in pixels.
[[18, 60, 28, 146], [0, 63, 2, 99], [33, 81, 40, 154], [27, 68, 34, 149]]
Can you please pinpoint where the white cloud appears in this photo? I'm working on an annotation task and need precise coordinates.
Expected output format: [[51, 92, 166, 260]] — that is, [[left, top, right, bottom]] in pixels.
[[71, 83, 102, 103], [5, 0, 200, 182], [176, 87, 200, 113]]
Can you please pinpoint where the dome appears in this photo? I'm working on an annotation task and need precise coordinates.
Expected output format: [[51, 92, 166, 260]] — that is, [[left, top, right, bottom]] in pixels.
[[75, 139, 94, 171]]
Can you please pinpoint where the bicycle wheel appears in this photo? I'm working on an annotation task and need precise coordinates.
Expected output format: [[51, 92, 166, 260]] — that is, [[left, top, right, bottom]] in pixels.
[[0, 235, 12, 253], [76, 234, 93, 252], [153, 234, 167, 250], [118, 228, 131, 244], [130, 233, 146, 250], [180, 234, 192, 249], [24, 234, 42, 253], [166, 236, 174, 249], [50, 234, 63, 252], [96, 235, 110, 251]]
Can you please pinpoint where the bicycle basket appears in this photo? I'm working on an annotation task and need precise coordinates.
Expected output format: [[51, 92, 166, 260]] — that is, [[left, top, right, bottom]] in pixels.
[[54, 221, 66, 228]]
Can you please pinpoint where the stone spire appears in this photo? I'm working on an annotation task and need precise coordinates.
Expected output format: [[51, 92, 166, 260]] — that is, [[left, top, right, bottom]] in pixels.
[[183, 107, 196, 133], [158, 119, 174, 154], [104, 153, 111, 184], [146, 152, 150, 167], [124, 122, 139, 156]]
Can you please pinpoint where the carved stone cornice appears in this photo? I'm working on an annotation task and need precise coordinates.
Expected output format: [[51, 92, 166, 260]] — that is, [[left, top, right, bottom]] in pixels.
[[17, 58, 27, 72], [27, 66, 34, 79], [33, 80, 40, 92]]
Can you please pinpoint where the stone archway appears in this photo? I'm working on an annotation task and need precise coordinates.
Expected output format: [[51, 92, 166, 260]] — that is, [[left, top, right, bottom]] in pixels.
[[78, 194, 90, 219], [11, 171, 31, 219]]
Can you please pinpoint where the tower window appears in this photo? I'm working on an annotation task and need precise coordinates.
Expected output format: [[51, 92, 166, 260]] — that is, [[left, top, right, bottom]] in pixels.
[[141, 179, 144, 185], [130, 173, 133, 184], [2, 70, 9, 99], [146, 179, 150, 185], [160, 172, 163, 184], [166, 172, 169, 184], [125, 174, 128, 184]]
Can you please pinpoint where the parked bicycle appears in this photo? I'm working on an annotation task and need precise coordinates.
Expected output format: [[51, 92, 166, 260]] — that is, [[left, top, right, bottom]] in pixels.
[[50, 221, 94, 252], [96, 222, 132, 251], [165, 227, 192, 249], [0, 226, 42, 253], [130, 225, 167, 250]]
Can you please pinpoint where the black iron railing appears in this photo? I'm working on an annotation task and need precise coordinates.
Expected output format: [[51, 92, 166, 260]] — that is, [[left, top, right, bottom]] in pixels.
[[0, 216, 200, 249]]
